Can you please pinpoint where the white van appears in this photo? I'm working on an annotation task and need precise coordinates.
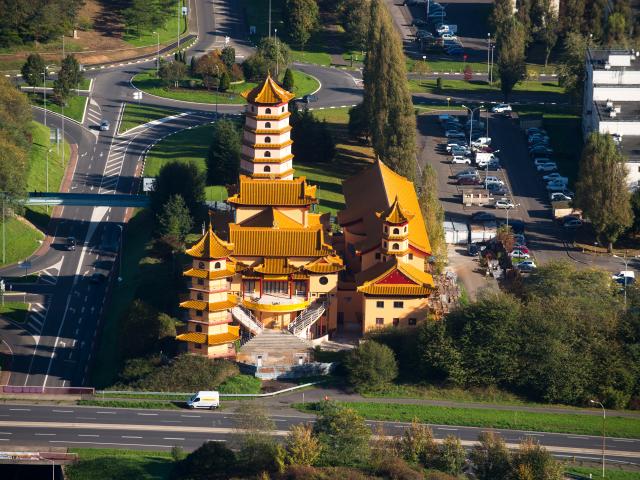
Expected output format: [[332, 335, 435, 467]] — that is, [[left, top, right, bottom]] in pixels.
[[187, 391, 220, 409], [475, 152, 496, 167]]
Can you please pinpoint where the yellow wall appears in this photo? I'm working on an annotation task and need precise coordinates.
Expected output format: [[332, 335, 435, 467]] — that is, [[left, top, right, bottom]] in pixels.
[[362, 296, 430, 333]]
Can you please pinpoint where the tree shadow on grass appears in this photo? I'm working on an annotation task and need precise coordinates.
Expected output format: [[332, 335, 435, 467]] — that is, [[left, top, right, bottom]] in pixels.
[[66, 455, 174, 480]]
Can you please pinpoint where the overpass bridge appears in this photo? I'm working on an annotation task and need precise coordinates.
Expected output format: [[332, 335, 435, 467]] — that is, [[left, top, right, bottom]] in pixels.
[[24, 193, 150, 208]]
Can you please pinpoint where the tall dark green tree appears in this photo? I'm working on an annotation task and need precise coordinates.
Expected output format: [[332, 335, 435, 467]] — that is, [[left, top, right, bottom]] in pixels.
[[21, 53, 45, 92], [53, 54, 83, 105], [207, 119, 241, 185], [221, 46, 236, 69], [157, 194, 193, 244], [151, 161, 206, 218], [363, 0, 416, 180], [575, 132, 632, 250], [490, 0, 513, 37], [282, 67, 295, 91], [557, 32, 587, 102], [340, 0, 371, 51], [496, 18, 526, 101], [290, 106, 336, 163], [283, 0, 319, 50]]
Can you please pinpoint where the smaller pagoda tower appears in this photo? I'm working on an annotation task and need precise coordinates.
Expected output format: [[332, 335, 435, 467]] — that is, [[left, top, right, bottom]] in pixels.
[[240, 73, 296, 180], [176, 225, 241, 358], [377, 196, 415, 263]]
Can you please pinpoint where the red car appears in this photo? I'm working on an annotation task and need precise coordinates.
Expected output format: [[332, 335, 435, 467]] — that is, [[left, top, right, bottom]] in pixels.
[[476, 145, 494, 153], [511, 246, 530, 255], [457, 176, 481, 185]]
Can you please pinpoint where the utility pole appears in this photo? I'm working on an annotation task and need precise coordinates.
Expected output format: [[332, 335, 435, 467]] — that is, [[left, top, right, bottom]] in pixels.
[[590, 400, 606, 478], [275, 28, 279, 77], [268, 0, 272, 38], [42, 68, 47, 130], [61, 35, 65, 168], [487, 33, 490, 81], [154, 31, 160, 74], [490, 45, 495, 84]]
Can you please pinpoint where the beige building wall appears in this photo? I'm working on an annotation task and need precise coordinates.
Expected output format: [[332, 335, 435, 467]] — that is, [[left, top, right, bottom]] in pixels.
[[362, 296, 430, 333]]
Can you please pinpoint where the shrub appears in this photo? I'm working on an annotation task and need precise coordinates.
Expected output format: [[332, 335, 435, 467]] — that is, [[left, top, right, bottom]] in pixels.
[[230, 63, 244, 81], [172, 441, 236, 479], [374, 455, 423, 480], [436, 77, 443, 90], [345, 340, 398, 391], [399, 420, 438, 467]]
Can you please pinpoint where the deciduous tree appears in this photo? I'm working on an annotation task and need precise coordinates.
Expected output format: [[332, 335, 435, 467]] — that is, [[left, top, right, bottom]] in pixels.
[[173, 441, 237, 480], [281, 423, 321, 467], [340, 0, 371, 51], [575, 132, 632, 250], [157, 194, 193, 244], [418, 165, 446, 271], [557, 32, 587, 102], [345, 340, 398, 391], [284, 0, 319, 50], [470, 432, 512, 480], [496, 18, 526, 101], [21, 54, 45, 92], [159, 60, 187, 88], [313, 401, 371, 466], [511, 439, 563, 480], [363, 0, 416, 180], [437, 435, 466, 475], [195, 52, 225, 90], [151, 161, 206, 218]]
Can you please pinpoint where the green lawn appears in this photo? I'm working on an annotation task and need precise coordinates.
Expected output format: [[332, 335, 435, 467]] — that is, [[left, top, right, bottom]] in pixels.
[[291, 49, 333, 67], [132, 69, 318, 104], [144, 123, 213, 177], [123, 2, 188, 48], [0, 218, 44, 268], [566, 466, 640, 480], [0, 302, 29, 324], [66, 448, 175, 480], [24, 121, 70, 230], [78, 399, 183, 410], [294, 402, 640, 438], [24, 78, 91, 90], [240, 0, 284, 39], [119, 103, 182, 134], [28, 93, 87, 123], [409, 78, 566, 95]]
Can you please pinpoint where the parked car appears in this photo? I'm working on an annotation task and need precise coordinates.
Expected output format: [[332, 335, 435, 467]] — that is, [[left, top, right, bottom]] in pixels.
[[455, 168, 479, 178], [468, 244, 481, 256], [457, 176, 482, 185], [491, 103, 512, 113], [515, 260, 537, 271], [536, 162, 558, 172], [533, 157, 556, 167], [450, 146, 471, 156], [495, 198, 516, 209], [546, 181, 568, 192], [486, 160, 502, 171], [90, 272, 107, 283], [484, 176, 504, 186], [612, 271, 636, 285], [510, 249, 531, 259], [550, 192, 572, 202], [543, 173, 568, 183], [513, 234, 526, 245], [511, 245, 530, 254], [529, 146, 554, 157], [472, 137, 491, 146], [446, 142, 467, 152], [471, 212, 496, 222], [486, 183, 507, 195], [562, 217, 583, 228], [451, 155, 471, 164], [527, 127, 547, 136]]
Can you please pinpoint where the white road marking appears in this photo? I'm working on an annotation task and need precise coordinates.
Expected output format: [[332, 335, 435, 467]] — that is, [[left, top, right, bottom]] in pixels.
[[122, 435, 143, 439], [78, 434, 99, 437], [52, 410, 73, 413], [163, 437, 185, 441], [35, 433, 56, 436], [9, 408, 30, 411], [137, 413, 159, 416], [96, 411, 116, 415]]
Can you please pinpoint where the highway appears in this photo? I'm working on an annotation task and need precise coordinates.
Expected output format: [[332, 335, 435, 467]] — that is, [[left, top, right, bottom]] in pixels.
[[0, 404, 637, 463]]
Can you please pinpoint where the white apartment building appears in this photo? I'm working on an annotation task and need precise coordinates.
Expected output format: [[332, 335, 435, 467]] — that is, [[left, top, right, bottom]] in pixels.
[[583, 48, 640, 190]]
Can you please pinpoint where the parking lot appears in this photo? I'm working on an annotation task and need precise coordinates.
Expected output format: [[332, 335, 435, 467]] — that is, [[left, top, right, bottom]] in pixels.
[[417, 110, 581, 269]]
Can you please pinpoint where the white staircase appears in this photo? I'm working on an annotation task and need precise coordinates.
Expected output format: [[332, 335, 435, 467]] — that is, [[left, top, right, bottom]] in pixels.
[[231, 304, 263, 335], [288, 301, 327, 337]]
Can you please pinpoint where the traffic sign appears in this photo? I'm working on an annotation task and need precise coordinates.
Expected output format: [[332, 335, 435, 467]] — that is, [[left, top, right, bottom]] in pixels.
[[19, 260, 32, 270]]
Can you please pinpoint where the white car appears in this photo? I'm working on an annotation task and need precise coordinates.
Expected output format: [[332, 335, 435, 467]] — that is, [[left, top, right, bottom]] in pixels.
[[441, 33, 457, 40], [510, 249, 530, 259], [484, 176, 504, 185], [533, 157, 555, 167], [491, 103, 512, 113], [516, 260, 537, 271], [495, 198, 515, 209], [536, 163, 557, 172], [543, 173, 568, 183], [550, 192, 572, 202], [451, 155, 471, 164], [472, 137, 491, 146]]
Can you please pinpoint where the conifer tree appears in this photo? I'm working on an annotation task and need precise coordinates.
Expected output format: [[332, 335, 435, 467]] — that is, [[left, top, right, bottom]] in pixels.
[[282, 68, 295, 92], [21, 54, 45, 92], [207, 119, 241, 185], [496, 18, 526, 101], [363, 0, 416, 181]]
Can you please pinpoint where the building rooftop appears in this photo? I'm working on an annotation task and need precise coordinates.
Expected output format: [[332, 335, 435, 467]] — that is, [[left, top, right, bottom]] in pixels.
[[620, 135, 640, 162], [594, 100, 640, 122], [587, 48, 640, 71]]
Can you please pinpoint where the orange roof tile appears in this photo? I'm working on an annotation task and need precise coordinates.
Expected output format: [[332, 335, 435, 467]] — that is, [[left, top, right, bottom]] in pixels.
[[183, 265, 236, 280], [254, 257, 299, 275], [185, 224, 234, 259], [176, 325, 241, 345], [356, 258, 435, 296], [242, 73, 296, 104], [227, 176, 317, 206], [241, 208, 303, 229], [304, 255, 344, 273], [180, 294, 239, 312], [229, 224, 334, 257], [338, 161, 432, 255]]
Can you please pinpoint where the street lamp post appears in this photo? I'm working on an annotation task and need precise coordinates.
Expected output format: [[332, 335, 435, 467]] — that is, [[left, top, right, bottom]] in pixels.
[[490, 45, 495, 84], [274, 28, 279, 77], [215, 64, 220, 118], [506, 203, 520, 230], [487, 33, 491, 80], [422, 55, 427, 82], [590, 399, 606, 478], [461, 104, 484, 148], [177, 0, 181, 51], [154, 31, 160, 74], [117, 224, 124, 282], [613, 253, 632, 307]]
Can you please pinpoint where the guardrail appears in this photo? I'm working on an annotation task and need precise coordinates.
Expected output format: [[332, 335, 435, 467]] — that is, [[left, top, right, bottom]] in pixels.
[[1, 385, 95, 395], [96, 381, 321, 399]]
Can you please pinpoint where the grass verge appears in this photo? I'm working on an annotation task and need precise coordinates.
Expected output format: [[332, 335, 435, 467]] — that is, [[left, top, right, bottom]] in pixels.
[[409, 78, 566, 95], [0, 218, 44, 268], [118, 103, 182, 134], [77, 399, 183, 410], [0, 302, 29, 324], [218, 374, 262, 394], [28, 93, 88, 123], [90, 209, 154, 388], [24, 121, 70, 231], [123, 5, 187, 48], [565, 466, 640, 479], [293, 402, 640, 438], [66, 448, 174, 480]]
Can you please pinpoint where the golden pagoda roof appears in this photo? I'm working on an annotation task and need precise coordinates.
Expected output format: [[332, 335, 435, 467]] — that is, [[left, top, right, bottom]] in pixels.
[[179, 294, 238, 312], [356, 258, 435, 296], [241, 73, 296, 105], [241, 207, 303, 228], [229, 224, 334, 257], [227, 175, 317, 206], [304, 255, 344, 274], [253, 257, 299, 275], [338, 161, 432, 255], [176, 325, 240, 345], [185, 224, 234, 259], [376, 196, 415, 224], [183, 264, 237, 280]]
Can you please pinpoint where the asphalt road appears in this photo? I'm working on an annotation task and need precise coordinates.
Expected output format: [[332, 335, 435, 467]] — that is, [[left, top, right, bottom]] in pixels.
[[0, 403, 637, 463]]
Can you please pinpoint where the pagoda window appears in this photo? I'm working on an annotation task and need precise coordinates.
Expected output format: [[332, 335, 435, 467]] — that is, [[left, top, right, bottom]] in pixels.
[[265, 136, 271, 143], [375, 252, 381, 260], [393, 301, 404, 308], [264, 166, 271, 172], [393, 227, 400, 235], [393, 243, 399, 250], [376, 301, 384, 308], [384, 225, 388, 233], [197, 292, 204, 300], [408, 253, 414, 260], [196, 310, 203, 317], [265, 122, 272, 128], [408, 318, 417, 325], [404, 226, 407, 233], [265, 107, 272, 114], [264, 151, 271, 158], [195, 324, 203, 333], [197, 278, 204, 286], [198, 262, 205, 269], [214, 262, 221, 269], [376, 318, 384, 325], [244, 280, 257, 295], [195, 343, 202, 349], [393, 318, 400, 327], [282, 106, 285, 112], [383, 241, 387, 248], [319, 276, 329, 285]]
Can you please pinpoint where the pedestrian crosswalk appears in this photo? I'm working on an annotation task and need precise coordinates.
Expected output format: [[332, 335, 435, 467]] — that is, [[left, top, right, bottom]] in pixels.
[[38, 265, 60, 286], [27, 300, 49, 334], [100, 137, 128, 194], [85, 98, 102, 128]]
